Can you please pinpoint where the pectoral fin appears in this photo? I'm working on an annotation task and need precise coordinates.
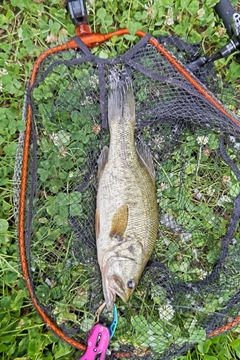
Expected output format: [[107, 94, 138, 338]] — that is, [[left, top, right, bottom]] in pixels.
[[136, 142, 155, 181], [97, 146, 109, 180], [110, 204, 128, 239]]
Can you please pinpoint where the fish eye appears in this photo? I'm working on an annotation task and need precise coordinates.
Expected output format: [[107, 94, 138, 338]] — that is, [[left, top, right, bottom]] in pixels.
[[127, 280, 135, 289]]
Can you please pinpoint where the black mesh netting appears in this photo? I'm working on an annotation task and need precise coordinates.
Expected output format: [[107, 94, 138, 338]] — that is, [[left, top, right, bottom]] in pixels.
[[14, 35, 240, 359]]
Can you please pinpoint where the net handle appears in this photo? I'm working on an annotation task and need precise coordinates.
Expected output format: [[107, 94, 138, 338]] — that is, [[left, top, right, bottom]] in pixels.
[[75, 27, 145, 47], [215, 0, 236, 38]]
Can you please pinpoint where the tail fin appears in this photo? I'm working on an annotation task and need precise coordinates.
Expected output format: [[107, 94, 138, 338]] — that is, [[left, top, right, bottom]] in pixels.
[[108, 71, 135, 125]]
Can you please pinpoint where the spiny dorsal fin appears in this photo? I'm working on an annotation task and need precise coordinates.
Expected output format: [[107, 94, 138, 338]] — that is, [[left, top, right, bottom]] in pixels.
[[110, 204, 129, 240], [136, 142, 155, 181], [97, 146, 109, 180]]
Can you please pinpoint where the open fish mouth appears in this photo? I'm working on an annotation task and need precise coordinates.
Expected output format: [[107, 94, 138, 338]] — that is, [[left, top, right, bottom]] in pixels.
[[108, 275, 129, 302], [103, 276, 129, 310]]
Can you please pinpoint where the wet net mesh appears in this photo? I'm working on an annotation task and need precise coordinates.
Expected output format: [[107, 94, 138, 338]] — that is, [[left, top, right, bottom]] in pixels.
[[14, 35, 240, 359]]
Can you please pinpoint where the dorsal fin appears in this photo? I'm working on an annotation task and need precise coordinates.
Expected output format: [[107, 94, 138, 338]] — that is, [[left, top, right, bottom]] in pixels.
[[136, 142, 155, 181]]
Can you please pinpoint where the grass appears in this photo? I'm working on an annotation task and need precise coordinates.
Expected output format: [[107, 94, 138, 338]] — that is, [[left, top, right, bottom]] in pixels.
[[1, 0, 240, 359]]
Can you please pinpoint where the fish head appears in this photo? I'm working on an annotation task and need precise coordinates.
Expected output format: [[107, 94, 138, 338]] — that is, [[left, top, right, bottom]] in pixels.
[[102, 251, 144, 311]]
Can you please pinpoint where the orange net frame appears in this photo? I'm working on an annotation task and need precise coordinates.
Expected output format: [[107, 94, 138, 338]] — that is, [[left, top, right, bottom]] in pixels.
[[15, 19, 240, 359]]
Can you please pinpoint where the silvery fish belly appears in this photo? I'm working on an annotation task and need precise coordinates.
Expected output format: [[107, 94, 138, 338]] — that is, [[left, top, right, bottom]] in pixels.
[[95, 73, 159, 310]]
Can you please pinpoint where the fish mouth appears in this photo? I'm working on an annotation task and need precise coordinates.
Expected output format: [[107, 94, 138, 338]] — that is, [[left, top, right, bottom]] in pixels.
[[102, 276, 116, 311], [102, 274, 129, 310], [108, 275, 129, 303], [101, 255, 137, 309], [101, 264, 117, 311]]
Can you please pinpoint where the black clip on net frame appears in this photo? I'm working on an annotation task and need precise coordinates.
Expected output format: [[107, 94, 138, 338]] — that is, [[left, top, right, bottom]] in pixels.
[[67, 0, 88, 26], [187, 0, 240, 71]]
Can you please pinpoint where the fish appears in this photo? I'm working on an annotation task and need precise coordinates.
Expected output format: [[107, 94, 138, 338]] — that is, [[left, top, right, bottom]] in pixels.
[[95, 73, 159, 311]]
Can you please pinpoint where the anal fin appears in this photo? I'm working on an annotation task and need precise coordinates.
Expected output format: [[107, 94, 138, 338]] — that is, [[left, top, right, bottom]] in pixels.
[[97, 146, 109, 180]]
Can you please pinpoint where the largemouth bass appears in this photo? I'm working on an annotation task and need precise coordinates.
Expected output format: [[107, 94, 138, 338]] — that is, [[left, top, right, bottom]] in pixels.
[[96, 73, 158, 310]]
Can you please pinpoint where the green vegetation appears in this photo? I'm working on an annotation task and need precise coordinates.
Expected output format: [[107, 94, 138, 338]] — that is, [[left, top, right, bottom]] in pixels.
[[1, 0, 240, 359]]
